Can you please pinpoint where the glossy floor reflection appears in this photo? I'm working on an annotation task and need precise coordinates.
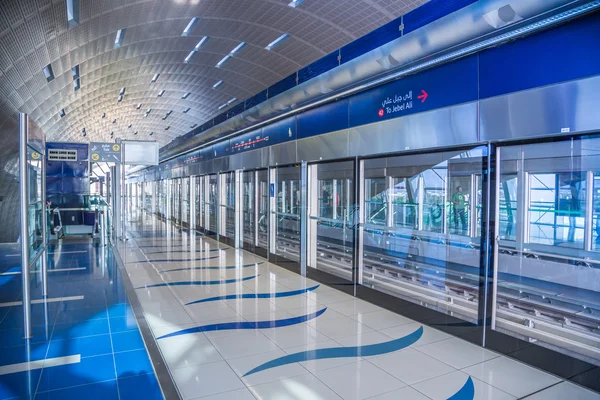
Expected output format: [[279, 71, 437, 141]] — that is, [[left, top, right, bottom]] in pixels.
[[0, 241, 162, 400], [116, 211, 600, 400]]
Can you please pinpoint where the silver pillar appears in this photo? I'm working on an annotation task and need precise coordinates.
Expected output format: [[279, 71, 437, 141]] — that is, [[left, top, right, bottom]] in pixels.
[[41, 148, 48, 298], [19, 113, 32, 338], [300, 162, 308, 276]]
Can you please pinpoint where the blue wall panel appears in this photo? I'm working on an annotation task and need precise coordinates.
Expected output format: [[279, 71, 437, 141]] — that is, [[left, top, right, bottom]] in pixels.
[[262, 116, 296, 146], [341, 17, 402, 64], [298, 51, 340, 84], [227, 102, 245, 119], [479, 11, 600, 99], [297, 99, 349, 139], [268, 73, 297, 99], [403, 0, 477, 35], [349, 55, 478, 128], [230, 129, 266, 154], [245, 89, 268, 109]]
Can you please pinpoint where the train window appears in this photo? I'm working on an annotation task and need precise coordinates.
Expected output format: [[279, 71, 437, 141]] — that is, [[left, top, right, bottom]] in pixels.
[[499, 175, 518, 241]]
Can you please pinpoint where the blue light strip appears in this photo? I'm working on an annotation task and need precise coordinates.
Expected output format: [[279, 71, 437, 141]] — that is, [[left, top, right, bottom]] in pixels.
[[243, 326, 423, 376], [135, 275, 257, 289], [185, 284, 319, 305], [158, 308, 327, 339]]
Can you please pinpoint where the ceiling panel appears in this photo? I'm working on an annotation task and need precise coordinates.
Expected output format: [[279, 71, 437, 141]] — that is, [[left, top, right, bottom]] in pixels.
[[0, 0, 428, 151]]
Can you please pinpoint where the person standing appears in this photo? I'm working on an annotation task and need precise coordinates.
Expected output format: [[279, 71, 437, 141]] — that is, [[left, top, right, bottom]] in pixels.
[[452, 186, 467, 234]]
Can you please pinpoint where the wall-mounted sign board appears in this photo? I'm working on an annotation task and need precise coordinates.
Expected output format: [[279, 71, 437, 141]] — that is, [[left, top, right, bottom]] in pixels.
[[123, 141, 159, 165], [90, 142, 122, 163], [48, 149, 78, 161]]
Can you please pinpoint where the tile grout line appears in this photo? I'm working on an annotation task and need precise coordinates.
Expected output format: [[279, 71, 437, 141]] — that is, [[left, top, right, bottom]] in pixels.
[[104, 292, 121, 400]]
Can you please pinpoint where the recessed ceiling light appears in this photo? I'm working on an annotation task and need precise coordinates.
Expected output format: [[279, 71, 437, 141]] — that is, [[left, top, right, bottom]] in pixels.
[[71, 65, 80, 79], [213, 80, 223, 89], [151, 73, 160, 83], [218, 103, 227, 110], [134, 131, 138, 135], [183, 107, 191, 113], [165, 126, 170, 131], [184, 50, 196, 64], [182, 17, 200, 37], [229, 42, 246, 56], [288, 0, 304, 8], [114, 28, 126, 48], [81, 127, 86, 137], [102, 112, 106, 118], [166, 110, 173, 116], [265, 33, 290, 51], [110, 132, 114, 138], [216, 55, 231, 68], [227, 97, 237, 105], [119, 87, 126, 95], [43, 64, 55, 82], [146, 108, 152, 114], [158, 90, 165, 97], [136, 104, 142, 109], [190, 124, 197, 128], [148, 132, 154, 136], [117, 95, 123, 102], [182, 92, 191, 99], [59, 109, 66, 118], [73, 78, 80, 91], [66, 0, 80, 29], [194, 36, 209, 51], [112, 119, 116, 124], [128, 124, 132, 128]]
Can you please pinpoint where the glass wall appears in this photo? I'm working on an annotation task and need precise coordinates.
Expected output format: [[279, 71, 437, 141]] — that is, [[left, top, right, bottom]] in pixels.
[[494, 137, 600, 364], [208, 174, 218, 234], [181, 177, 190, 226], [273, 165, 301, 263], [242, 170, 255, 248], [360, 146, 488, 322], [308, 161, 354, 280], [257, 170, 269, 251], [220, 172, 235, 239], [195, 176, 203, 231]]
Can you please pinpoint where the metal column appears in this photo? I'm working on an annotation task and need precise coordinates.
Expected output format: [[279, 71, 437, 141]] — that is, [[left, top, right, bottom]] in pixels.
[[19, 113, 32, 338], [300, 162, 308, 276], [41, 146, 48, 298]]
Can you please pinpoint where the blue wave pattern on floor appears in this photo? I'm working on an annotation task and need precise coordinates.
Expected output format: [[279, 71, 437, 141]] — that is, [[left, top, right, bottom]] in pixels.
[[185, 284, 320, 305], [135, 275, 258, 289], [448, 377, 475, 400], [133, 255, 220, 263], [158, 308, 327, 340], [243, 326, 423, 376], [141, 247, 229, 255], [159, 261, 264, 273]]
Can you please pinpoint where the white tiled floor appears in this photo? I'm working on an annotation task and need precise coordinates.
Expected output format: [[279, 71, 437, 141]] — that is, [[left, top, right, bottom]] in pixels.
[[117, 214, 600, 400]]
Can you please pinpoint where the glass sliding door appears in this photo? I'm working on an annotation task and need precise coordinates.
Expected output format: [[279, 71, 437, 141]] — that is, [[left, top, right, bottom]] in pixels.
[[359, 146, 488, 323], [493, 137, 600, 365]]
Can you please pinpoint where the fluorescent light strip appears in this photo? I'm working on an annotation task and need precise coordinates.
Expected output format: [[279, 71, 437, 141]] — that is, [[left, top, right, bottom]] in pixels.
[[184, 50, 196, 64], [216, 55, 231, 68], [158, 89, 165, 97], [43, 64, 54, 82], [227, 97, 237, 105], [73, 78, 80, 91], [114, 28, 126, 48], [265, 33, 290, 51], [229, 42, 246, 55], [182, 92, 191, 99], [119, 87, 126, 95], [136, 104, 142, 109], [194, 36, 209, 51], [71, 65, 80, 79], [183, 107, 191, 113], [59, 109, 66, 118], [66, 0, 80, 29], [117, 95, 123, 102], [218, 103, 227, 110], [288, 0, 304, 7], [151, 73, 160, 82], [213, 80, 223, 89], [182, 17, 200, 36]]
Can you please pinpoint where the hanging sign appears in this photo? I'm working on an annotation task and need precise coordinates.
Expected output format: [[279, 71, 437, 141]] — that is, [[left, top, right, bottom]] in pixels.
[[90, 142, 122, 163]]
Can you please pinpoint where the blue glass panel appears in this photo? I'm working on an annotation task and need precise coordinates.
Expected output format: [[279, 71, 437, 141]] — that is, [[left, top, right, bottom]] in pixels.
[[268, 73, 297, 99], [297, 99, 349, 139], [245, 89, 268, 109], [403, 0, 477, 35], [227, 102, 245, 119], [298, 51, 340, 84], [214, 112, 227, 126], [341, 17, 402, 64]]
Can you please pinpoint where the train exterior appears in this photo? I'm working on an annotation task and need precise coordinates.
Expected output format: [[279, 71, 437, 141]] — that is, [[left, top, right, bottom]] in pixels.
[[127, 10, 600, 392]]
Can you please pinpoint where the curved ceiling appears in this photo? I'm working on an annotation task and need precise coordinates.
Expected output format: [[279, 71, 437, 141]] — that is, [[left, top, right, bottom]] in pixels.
[[0, 0, 428, 151]]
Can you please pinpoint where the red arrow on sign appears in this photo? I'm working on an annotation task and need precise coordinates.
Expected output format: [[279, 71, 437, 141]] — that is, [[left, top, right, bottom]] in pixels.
[[418, 89, 428, 103]]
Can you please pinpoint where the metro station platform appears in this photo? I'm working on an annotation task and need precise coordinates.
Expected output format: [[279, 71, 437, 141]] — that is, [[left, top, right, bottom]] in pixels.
[[108, 210, 598, 400]]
